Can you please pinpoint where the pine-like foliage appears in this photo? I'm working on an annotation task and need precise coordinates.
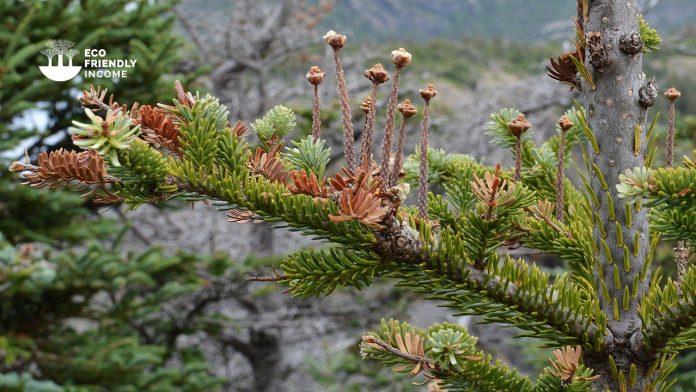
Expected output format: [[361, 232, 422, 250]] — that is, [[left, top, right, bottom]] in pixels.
[[0, 232, 235, 391], [9, 3, 696, 390]]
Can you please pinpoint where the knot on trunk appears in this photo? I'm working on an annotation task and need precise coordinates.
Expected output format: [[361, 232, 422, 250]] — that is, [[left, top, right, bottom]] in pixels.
[[619, 32, 643, 55], [639, 77, 659, 108], [588, 32, 611, 68]]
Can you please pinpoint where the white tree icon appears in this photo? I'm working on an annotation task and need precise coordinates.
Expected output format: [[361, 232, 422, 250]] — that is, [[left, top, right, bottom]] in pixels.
[[40, 48, 58, 66], [39, 38, 81, 81], [64, 48, 79, 67], [47, 39, 76, 67]]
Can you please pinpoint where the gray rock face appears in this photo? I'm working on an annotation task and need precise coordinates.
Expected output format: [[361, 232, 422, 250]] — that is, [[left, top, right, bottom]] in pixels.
[[432, 74, 576, 165]]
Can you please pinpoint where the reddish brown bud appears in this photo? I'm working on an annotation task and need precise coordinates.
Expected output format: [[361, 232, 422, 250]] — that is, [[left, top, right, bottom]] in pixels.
[[559, 114, 574, 132], [360, 95, 372, 114], [9, 161, 28, 173], [323, 30, 347, 49], [306, 65, 325, 85], [398, 99, 417, 118], [419, 84, 437, 102], [364, 63, 389, 85], [507, 113, 532, 137], [665, 87, 681, 102], [391, 48, 412, 68]]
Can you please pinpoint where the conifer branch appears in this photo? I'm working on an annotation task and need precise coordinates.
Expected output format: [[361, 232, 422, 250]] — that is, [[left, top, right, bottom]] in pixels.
[[361, 319, 533, 392], [639, 264, 696, 352], [617, 166, 696, 210], [391, 254, 604, 347]]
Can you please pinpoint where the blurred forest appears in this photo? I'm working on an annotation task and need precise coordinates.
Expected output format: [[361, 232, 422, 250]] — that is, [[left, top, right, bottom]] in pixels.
[[1, 0, 696, 391]]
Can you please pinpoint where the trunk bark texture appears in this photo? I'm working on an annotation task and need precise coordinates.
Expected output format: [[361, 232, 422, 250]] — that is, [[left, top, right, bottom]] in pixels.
[[582, 0, 656, 390]]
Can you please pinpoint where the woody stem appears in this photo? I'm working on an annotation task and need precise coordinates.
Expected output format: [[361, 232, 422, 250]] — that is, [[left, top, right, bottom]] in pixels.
[[390, 116, 408, 187], [360, 83, 379, 171], [332, 47, 355, 171], [311, 84, 321, 141], [514, 136, 522, 181], [556, 131, 566, 221], [418, 101, 431, 219], [380, 67, 401, 188]]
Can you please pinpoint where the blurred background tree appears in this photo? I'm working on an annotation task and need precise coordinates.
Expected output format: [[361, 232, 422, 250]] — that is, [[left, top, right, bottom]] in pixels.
[[0, 1, 223, 390]]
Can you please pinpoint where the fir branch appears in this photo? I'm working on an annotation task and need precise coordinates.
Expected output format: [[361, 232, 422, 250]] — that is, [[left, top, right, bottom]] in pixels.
[[617, 166, 696, 209], [639, 15, 661, 53], [282, 248, 390, 298], [650, 206, 696, 247], [361, 319, 533, 392], [639, 264, 696, 352], [390, 254, 604, 348], [10, 149, 119, 189]]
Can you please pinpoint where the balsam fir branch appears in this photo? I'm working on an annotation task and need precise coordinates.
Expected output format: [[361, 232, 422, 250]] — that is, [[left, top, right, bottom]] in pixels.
[[639, 264, 696, 352], [10, 1, 696, 389], [360, 319, 535, 392]]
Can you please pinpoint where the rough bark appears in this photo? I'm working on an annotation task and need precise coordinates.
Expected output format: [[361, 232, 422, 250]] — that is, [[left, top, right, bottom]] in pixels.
[[582, 1, 655, 390]]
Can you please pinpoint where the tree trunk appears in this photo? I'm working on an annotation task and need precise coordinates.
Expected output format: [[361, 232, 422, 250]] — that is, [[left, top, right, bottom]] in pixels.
[[582, 0, 656, 390]]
